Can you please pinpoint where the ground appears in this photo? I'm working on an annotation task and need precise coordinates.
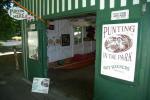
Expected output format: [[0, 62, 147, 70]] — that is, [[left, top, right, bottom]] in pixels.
[[0, 54, 94, 100], [0, 54, 52, 100]]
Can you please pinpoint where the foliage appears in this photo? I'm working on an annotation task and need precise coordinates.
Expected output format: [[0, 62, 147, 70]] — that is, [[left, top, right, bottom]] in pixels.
[[0, 0, 11, 10], [0, 0, 21, 40]]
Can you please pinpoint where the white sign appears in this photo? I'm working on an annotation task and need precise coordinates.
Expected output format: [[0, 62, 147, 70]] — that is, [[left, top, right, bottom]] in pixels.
[[111, 9, 129, 20], [101, 23, 138, 82], [133, 0, 139, 5], [8, 7, 34, 20], [31, 78, 50, 94], [30, 24, 36, 30]]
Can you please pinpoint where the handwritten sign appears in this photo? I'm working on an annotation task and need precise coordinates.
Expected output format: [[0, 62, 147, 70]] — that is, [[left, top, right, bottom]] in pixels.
[[101, 23, 138, 82], [31, 78, 50, 94], [8, 7, 34, 20], [111, 9, 129, 20]]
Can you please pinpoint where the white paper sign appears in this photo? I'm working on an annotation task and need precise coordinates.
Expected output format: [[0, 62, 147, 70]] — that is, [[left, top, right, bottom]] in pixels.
[[101, 23, 138, 82], [32, 78, 50, 94], [8, 7, 34, 20], [30, 24, 36, 30], [111, 9, 129, 20]]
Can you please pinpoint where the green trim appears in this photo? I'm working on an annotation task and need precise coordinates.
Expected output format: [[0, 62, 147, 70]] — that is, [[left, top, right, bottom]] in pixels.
[[43, 0, 47, 16], [78, 0, 82, 9], [72, 0, 75, 10], [44, 6, 96, 20], [65, 0, 68, 12]]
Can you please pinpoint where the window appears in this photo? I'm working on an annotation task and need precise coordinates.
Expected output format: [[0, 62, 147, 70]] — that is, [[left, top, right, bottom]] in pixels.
[[73, 26, 82, 45]]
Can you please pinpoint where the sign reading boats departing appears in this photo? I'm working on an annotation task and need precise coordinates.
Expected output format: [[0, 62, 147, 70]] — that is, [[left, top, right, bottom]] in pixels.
[[101, 23, 138, 82]]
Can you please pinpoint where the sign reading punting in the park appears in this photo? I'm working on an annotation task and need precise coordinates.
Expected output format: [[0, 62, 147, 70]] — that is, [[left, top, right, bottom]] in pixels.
[[101, 23, 138, 82], [8, 7, 34, 20]]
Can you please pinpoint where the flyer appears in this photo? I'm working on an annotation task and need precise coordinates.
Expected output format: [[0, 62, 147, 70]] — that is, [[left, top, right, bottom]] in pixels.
[[101, 23, 138, 82]]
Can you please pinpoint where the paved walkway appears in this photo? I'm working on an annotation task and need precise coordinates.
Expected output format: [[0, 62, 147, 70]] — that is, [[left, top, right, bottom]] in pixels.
[[0, 54, 94, 100], [0, 65, 45, 100], [0, 66, 81, 100]]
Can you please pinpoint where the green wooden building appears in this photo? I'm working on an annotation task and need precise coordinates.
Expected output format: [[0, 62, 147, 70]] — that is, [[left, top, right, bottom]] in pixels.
[[19, 0, 150, 100]]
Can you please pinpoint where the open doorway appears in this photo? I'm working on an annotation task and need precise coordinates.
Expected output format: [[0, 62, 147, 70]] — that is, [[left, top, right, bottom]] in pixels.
[[47, 15, 96, 100]]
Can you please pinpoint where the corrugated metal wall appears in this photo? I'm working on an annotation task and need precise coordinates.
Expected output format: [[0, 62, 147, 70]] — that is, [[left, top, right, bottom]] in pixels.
[[19, 0, 150, 20]]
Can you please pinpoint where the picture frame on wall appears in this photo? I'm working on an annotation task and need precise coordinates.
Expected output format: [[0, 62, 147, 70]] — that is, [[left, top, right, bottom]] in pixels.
[[61, 34, 70, 46]]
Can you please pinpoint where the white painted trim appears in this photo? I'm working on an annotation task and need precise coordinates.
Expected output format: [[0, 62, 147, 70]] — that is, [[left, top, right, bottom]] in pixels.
[[75, 0, 79, 9], [62, 0, 65, 12], [52, 0, 54, 14], [133, 0, 140, 5], [110, 0, 115, 8], [57, 0, 59, 13], [68, 0, 72, 10], [82, 0, 87, 7], [100, 0, 105, 10], [47, 0, 49, 15], [91, 0, 95, 6], [121, 0, 127, 7]]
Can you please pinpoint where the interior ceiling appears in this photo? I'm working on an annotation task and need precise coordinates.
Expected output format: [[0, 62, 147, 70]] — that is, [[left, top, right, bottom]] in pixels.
[[47, 13, 96, 27], [69, 15, 96, 26]]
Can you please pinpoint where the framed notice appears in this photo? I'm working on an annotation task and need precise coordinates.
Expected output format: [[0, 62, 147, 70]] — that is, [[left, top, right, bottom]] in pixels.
[[31, 78, 50, 94], [61, 34, 70, 46], [101, 23, 138, 82], [28, 31, 39, 60]]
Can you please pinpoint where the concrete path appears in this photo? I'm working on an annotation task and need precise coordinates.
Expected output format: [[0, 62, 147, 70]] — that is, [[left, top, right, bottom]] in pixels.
[[0, 54, 92, 100], [0, 68, 46, 100], [0, 62, 79, 100]]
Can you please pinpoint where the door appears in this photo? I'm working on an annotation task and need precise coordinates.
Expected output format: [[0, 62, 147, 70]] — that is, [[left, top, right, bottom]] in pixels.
[[26, 21, 47, 81]]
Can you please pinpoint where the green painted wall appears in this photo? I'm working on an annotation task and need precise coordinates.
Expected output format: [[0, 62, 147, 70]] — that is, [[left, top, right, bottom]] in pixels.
[[44, 0, 96, 19], [21, 20, 28, 79], [94, 1, 150, 100], [20, 0, 150, 100], [21, 20, 47, 81], [141, 3, 150, 100]]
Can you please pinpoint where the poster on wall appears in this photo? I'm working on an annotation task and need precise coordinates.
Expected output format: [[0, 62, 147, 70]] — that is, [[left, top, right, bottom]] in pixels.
[[61, 34, 70, 46], [28, 31, 39, 60], [101, 23, 138, 82]]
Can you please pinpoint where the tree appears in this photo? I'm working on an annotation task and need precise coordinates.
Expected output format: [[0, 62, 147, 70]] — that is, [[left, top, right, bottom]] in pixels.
[[0, 0, 21, 40]]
